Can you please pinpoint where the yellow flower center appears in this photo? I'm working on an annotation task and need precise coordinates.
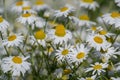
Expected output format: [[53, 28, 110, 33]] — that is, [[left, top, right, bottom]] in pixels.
[[0, 16, 3, 23], [34, 30, 46, 40], [55, 24, 66, 37], [12, 56, 22, 64], [16, 1, 23, 6], [60, 7, 69, 12], [62, 49, 69, 55], [8, 35, 17, 41], [22, 13, 31, 17], [63, 69, 71, 75], [35, 1, 44, 5], [86, 78, 93, 80], [79, 15, 90, 20], [82, 0, 93, 3], [76, 52, 85, 59], [93, 64, 102, 70], [99, 30, 107, 35], [94, 36, 103, 44], [22, 6, 31, 10], [111, 12, 120, 18], [91, 26, 96, 31]]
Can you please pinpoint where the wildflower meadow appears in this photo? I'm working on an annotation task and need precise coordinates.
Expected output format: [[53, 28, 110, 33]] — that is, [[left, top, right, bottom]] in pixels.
[[0, 0, 120, 80]]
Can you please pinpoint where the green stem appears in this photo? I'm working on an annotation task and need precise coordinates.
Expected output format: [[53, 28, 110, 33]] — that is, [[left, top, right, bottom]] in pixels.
[[0, 31, 9, 56], [17, 47, 25, 56]]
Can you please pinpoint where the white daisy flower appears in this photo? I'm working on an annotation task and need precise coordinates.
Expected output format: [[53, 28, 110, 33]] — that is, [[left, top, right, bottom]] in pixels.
[[54, 4, 75, 18], [98, 28, 114, 38], [86, 33, 111, 51], [16, 13, 37, 25], [78, 75, 96, 80], [22, 6, 37, 14], [79, 0, 99, 11], [55, 44, 73, 62], [101, 47, 120, 62], [33, 0, 49, 11], [68, 44, 89, 64], [115, 0, 120, 7], [2, 34, 24, 47], [114, 18, 120, 28], [29, 30, 47, 47], [1, 56, 31, 76], [11, 1, 31, 14], [85, 62, 108, 75], [77, 14, 96, 27], [48, 24, 72, 44], [102, 12, 120, 25], [0, 16, 9, 31], [33, 17, 46, 28], [86, 26, 103, 33]]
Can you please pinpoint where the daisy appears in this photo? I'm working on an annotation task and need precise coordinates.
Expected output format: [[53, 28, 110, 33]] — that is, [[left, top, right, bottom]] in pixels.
[[2, 34, 24, 47], [114, 18, 120, 28], [78, 75, 96, 80], [55, 44, 73, 62], [22, 6, 37, 14], [98, 28, 114, 38], [11, 1, 31, 14], [0, 16, 9, 31], [100, 47, 120, 62], [115, 0, 120, 7], [78, 14, 96, 27], [86, 26, 102, 33], [54, 4, 75, 18], [79, 0, 99, 11], [1, 56, 31, 76], [48, 24, 72, 44], [85, 62, 108, 75], [33, 17, 46, 28], [33, 0, 49, 11], [102, 12, 120, 25], [68, 44, 89, 64], [16, 13, 37, 25], [86, 33, 111, 51], [29, 30, 47, 47]]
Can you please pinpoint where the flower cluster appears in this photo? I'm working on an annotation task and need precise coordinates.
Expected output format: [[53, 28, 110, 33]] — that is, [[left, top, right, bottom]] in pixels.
[[0, 0, 120, 80]]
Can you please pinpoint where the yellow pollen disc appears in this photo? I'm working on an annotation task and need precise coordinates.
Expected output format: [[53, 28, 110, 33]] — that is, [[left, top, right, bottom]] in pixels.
[[22, 13, 31, 17], [93, 64, 102, 70], [60, 7, 69, 12], [22, 6, 31, 10], [99, 30, 107, 35], [94, 36, 103, 44], [63, 69, 71, 75], [16, 1, 23, 6], [111, 12, 120, 18], [91, 26, 96, 31], [55, 24, 66, 37], [34, 30, 46, 40], [79, 15, 89, 20], [12, 56, 22, 64], [76, 52, 85, 59], [0, 16, 3, 23], [62, 49, 69, 55], [82, 0, 93, 3], [8, 35, 17, 41], [35, 1, 44, 5], [86, 78, 93, 80]]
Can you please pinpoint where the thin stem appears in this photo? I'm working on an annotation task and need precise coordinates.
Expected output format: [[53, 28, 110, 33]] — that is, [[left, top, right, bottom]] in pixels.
[[0, 31, 9, 56], [17, 47, 25, 56]]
